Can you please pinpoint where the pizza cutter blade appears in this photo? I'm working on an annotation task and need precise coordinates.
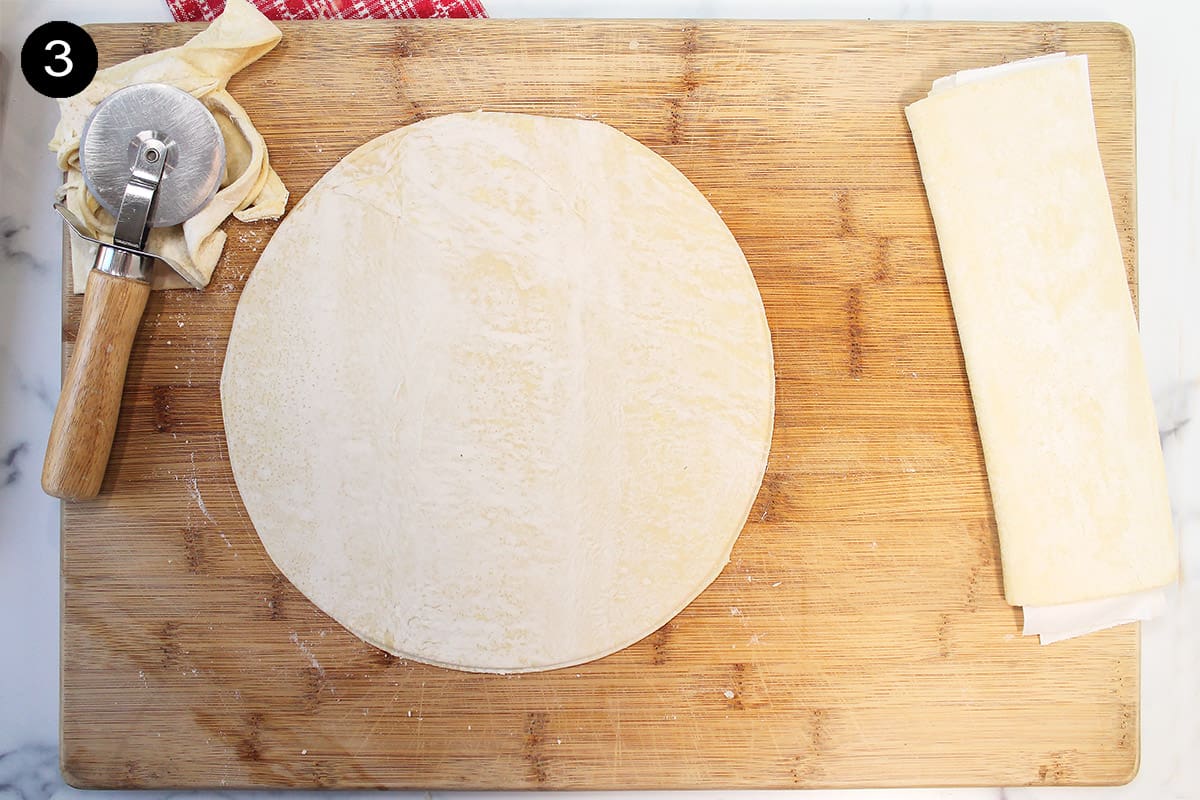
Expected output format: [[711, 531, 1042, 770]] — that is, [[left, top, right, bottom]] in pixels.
[[43, 83, 225, 501]]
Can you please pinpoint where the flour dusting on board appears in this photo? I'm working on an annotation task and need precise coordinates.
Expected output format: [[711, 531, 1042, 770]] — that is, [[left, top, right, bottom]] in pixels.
[[290, 631, 333, 692], [185, 452, 216, 525], [187, 477, 215, 524]]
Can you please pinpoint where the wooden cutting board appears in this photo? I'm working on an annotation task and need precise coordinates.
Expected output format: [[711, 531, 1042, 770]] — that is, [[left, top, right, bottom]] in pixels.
[[61, 20, 1139, 790]]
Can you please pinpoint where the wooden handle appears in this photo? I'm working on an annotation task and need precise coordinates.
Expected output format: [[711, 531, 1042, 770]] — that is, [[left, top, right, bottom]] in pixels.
[[43, 269, 150, 500]]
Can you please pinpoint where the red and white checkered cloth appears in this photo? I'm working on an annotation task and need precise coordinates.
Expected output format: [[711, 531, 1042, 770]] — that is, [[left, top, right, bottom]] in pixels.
[[167, 0, 487, 22]]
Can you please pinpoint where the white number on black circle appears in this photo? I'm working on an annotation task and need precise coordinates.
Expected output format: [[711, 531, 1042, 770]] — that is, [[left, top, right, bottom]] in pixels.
[[44, 39, 73, 77]]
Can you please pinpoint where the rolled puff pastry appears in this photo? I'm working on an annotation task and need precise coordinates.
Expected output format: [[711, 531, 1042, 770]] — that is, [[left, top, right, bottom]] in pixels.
[[905, 55, 1177, 608], [221, 112, 775, 672]]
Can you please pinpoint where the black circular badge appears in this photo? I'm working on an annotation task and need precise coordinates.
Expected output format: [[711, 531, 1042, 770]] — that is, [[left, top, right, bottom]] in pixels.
[[21, 21, 98, 99]]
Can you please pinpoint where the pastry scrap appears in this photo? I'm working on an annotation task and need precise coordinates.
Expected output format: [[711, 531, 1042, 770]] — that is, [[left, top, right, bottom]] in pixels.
[[49, 0, 287, 291]]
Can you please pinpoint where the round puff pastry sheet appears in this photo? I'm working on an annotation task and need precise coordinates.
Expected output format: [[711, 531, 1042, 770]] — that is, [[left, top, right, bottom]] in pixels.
[[221, 111, 775, 673]]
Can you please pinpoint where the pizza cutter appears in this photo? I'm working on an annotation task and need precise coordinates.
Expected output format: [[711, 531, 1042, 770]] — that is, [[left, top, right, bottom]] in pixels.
[[43, 83, 225, 500]]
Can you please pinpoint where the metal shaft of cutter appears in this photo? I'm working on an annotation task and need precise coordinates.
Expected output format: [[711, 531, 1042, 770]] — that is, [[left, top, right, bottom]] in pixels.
[[112, 137, 168, 251]]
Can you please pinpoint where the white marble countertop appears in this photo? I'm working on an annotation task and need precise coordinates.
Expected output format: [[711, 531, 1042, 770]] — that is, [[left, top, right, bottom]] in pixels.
[[0, 1, 1195, 798]]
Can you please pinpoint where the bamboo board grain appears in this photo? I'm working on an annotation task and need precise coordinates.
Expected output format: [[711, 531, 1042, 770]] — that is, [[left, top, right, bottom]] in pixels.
[[61, 20, 1139, 790]]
